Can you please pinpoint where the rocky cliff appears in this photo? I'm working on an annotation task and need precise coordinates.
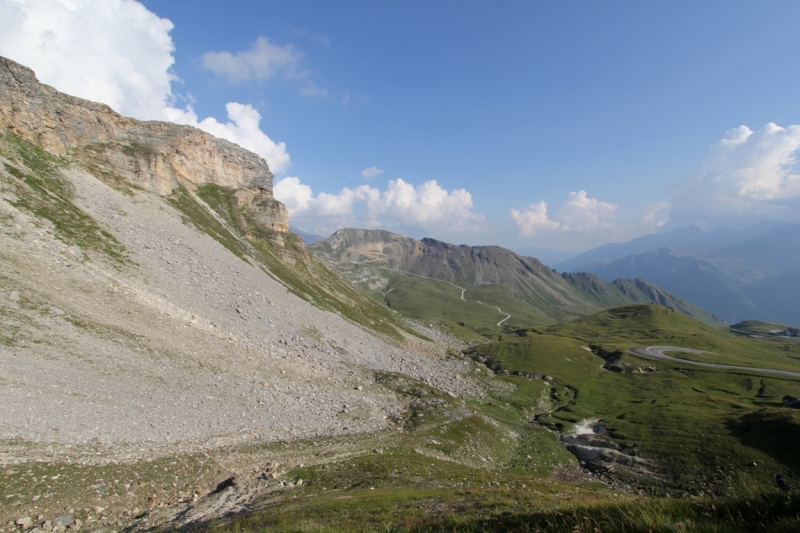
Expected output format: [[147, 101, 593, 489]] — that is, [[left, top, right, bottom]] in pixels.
[[0, 56, 286, 232]]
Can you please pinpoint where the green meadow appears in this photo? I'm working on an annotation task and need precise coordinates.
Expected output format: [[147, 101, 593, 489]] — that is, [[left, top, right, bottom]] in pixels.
[[191, 305, 800, 532], [382, 274, 554, 330]]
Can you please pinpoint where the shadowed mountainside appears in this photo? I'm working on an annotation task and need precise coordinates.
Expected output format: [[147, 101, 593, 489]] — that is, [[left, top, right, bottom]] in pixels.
[[579, 223, 800, 324], [556, 220, 790, 273]]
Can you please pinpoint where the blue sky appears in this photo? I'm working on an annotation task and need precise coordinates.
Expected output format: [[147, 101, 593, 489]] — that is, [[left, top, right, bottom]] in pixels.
[[2, 0, 800, 262]]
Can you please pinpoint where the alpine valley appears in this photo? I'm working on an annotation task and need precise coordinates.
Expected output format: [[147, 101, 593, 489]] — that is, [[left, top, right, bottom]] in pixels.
[[2, 55, 800, 533]]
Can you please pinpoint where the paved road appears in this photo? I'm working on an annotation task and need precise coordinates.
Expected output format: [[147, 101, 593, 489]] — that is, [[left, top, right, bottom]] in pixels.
[[629, 346, 800, 380]]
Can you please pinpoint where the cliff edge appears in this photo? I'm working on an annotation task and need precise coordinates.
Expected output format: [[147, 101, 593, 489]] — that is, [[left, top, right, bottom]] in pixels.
[[0, 56, 276, 198]]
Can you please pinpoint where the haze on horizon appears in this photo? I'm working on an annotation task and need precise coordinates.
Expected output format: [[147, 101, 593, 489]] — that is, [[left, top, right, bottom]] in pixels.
[[2, 0, 799, 262]]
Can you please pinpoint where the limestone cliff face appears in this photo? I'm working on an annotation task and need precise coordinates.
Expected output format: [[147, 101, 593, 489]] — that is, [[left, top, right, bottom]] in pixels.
[[233, 188, 289, 233], [0, 56, 274, 197]]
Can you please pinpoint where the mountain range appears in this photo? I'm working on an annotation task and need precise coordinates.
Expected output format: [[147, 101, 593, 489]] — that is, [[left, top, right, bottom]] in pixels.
[[562, 222, 800, 325], [3, 54, 800, 531], [555, 220, 791, 273], [308, 228, 723, 328]]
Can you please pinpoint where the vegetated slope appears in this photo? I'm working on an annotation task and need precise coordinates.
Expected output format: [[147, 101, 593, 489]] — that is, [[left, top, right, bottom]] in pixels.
[[465, 304, 800, 490], [730, 320, 800, 337], [582, 223, 800, 324], [611, 277, 724, 326], [309, 228, 723, 328], [556, 219, 789, 273]]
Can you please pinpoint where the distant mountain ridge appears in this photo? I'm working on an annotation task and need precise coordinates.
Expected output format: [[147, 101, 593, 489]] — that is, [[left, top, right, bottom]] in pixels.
[[579, 223, 800, 325], [309, 228, 723, 327], [556, 220, 791, 273]]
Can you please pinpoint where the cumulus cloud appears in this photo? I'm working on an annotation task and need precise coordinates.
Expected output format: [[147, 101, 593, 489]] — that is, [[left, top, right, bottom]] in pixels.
[[669, 122, 800, 227], [510, 201, 560, 236], [705, 123, 800, 200], [0, 0, 290, 173], [381, 179, 479, 227], [274, 177, 483, 233], [360, 166, 384, 180], [559, 190, 617, 231], [510, 191, 616, 236], [0, 0, 175, 120], [203, 37, 302, 82], [274, 177, 379, 218]]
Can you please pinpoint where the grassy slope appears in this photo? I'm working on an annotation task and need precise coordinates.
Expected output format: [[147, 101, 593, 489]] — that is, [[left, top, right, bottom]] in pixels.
[[309, 231, 724, 333], [611, 277, 726, 327], [546, 304, 800, 372], [467, 305, 800, 490], [731, 320, 800, 337], [196, 304, 800, 532], [382, 274, 553, 329]]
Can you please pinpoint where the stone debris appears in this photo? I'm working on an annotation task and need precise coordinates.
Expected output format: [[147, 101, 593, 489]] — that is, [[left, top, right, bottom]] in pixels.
[[51, 516, 72, 528], [0, 53, 486, 533]]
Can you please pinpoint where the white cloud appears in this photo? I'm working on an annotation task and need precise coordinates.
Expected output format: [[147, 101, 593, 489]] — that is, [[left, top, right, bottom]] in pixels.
[[274, 177, 379, 219], [0, 0, 290, 173], [510, 201, 560, 236], [203, 37, 302, 83], [669, 122, 800, 227], [705, 123, 800, 200], [380, 179, 479, 227], [360, 166, 384, 180], [558, 190, 617, 231], [273, 177, 313, 213], [203, 36, 328, 98], [166, 103, 290, 173], [510, 190, 616, 236], [0, 0, 175, 120], [274, 177, 483, 233]]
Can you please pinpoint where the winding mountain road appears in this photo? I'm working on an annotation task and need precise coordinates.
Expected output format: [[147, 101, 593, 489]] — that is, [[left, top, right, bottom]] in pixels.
[[629, 346, 800, 380], [370, 264, 511, 326]]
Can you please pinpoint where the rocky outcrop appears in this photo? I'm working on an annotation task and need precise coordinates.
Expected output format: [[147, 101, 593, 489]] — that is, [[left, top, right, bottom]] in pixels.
[[234, 188, 289, 233], [0, 56, 274, 196], [560, 433, 655, 476]]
